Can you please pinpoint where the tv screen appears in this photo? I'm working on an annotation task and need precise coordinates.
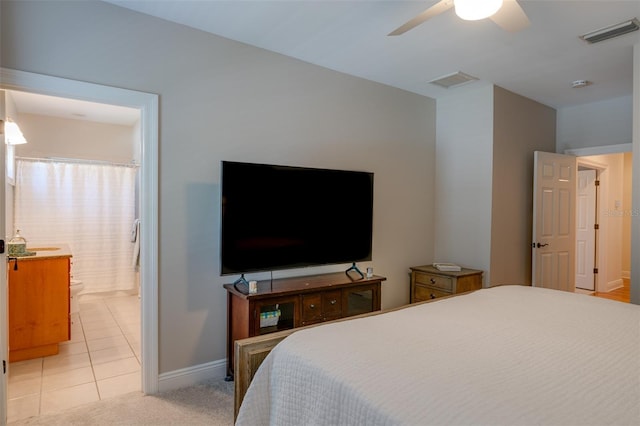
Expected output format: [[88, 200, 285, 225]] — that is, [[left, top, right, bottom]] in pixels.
[[220, 161, 373, 275]]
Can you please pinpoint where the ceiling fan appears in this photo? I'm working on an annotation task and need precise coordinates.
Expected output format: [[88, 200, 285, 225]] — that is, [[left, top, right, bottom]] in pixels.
[[388, 0, 530, 36]]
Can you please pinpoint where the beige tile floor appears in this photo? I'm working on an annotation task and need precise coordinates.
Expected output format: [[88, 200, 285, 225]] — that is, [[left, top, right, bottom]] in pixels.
[[7, 293, 141, 423]]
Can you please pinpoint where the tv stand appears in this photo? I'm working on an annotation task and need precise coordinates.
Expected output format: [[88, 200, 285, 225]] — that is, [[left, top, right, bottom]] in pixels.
[[224, 271, 386, 380], [345, 262, 364, 280]]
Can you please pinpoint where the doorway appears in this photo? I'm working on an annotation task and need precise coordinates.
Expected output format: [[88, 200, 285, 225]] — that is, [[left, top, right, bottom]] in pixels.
[[1, 68, 159, 423], [5, 92, 142, 419], [572, 148, 632, 296]]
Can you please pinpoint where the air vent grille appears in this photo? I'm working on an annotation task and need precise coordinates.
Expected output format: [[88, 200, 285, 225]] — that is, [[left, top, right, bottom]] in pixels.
[[429, 71, 478, 89], [580, 18, 640, 44]]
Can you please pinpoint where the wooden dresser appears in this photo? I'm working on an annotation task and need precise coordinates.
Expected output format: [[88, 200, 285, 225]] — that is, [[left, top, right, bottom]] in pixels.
[[224, 272, 386, 379], [410, 265, 483, 303]]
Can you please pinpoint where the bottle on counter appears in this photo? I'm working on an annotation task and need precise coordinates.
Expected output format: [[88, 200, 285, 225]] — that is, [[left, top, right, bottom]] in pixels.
[[8, 229, 27, 256]]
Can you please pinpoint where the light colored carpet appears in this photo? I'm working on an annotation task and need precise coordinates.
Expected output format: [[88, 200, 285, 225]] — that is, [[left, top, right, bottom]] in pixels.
[[10, 379, 234, 425]]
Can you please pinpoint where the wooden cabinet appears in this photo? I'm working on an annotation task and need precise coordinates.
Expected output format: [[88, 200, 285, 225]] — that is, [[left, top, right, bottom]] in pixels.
[[224, 272, 385, 379], [410, 265, 483, 303], [9, 256, 71, 362]]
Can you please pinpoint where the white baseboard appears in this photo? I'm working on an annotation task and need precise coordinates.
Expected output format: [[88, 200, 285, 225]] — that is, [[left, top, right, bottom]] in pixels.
[[158, 358, 227, 393], [605, 279, 624, 293], [622, 270, 631, 279]]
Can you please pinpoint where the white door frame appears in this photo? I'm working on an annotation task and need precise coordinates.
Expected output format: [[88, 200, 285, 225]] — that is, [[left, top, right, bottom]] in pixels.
[[576, 159, 607, 293], [576, 168, 597, 291], [567, 144, 631, 293], [1, 90, 9, 424], [0, 68, 159, 394], [565, 143, 632, 157]]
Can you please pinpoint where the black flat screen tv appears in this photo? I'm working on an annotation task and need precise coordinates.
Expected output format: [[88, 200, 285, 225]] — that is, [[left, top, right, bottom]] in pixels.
[[220, 161, 374, 275]]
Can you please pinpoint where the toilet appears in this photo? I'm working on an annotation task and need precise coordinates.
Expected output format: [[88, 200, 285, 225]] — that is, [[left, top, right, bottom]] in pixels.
[[70, 279, 84, 314]]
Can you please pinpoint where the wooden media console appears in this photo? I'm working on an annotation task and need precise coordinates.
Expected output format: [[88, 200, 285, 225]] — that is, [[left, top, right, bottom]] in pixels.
[[224, 271, 386, 380]]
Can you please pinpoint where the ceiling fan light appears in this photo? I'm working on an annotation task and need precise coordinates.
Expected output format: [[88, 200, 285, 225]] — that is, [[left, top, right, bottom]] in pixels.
[[454, 0, 503, 21]]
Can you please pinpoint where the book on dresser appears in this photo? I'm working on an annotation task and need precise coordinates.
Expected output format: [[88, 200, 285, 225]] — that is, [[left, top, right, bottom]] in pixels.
[[432, 262, 462, 272]]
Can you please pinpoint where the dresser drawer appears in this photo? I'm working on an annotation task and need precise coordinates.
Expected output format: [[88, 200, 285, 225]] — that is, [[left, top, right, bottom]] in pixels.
[[301, 293, 323, 323], [414, 284, 450, 302], [322, 290, 342, 320], [414, 272, 453, 291]]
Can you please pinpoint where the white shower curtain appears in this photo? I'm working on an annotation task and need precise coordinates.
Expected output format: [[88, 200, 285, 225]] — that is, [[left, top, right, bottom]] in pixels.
[[14, 158, 137, 294]]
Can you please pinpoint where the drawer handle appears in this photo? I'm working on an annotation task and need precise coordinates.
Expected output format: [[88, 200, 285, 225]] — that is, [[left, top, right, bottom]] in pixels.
[[330, 299, 337, 305], [309, 304, 315, 309], [430, 293, 436, 299], [430, 278, 436, 284]]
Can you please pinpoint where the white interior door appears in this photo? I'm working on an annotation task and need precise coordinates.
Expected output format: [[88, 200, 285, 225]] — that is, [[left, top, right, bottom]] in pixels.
[[0, 91, 8, 424], [532, 151, 577, 292], [576, 169, 596, 291]]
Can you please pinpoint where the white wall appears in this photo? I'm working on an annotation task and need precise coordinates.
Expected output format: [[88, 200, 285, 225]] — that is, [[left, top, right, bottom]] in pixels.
[[15, 113, 136, 163], [435, 84, 494, 283], [0, 0, 437, 374], [557, 95, 632, 153], [632, 43, 640, 305]]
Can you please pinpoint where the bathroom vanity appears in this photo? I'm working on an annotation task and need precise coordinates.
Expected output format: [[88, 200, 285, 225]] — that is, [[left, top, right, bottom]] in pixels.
[[8, 245, 72, 362]]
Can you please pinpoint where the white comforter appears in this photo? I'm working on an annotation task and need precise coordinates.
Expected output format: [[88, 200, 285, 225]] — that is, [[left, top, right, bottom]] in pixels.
[[237, 285, 640, 425]]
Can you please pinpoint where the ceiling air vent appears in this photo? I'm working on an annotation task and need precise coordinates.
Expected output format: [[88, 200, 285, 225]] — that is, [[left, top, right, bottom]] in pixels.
[[580, 18, 640, 44], [429, 71, 478, 89]]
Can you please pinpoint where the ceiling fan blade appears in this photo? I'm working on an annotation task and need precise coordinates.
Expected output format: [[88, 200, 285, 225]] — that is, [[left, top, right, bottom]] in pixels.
[[489, 0, 530, 32], [388, 0, 454, 36]]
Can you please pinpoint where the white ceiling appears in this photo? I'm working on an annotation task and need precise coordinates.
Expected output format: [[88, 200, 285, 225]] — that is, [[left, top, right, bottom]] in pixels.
[[11, 1, 640, 124], [8, 90, 140, 126], [102, 0, 640, 109]]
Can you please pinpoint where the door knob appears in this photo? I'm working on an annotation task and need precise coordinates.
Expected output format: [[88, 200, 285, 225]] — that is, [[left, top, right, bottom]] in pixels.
[[536, 242, 549, 248]]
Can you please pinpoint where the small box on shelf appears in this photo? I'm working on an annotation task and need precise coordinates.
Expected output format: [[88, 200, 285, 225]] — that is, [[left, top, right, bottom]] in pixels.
[[259, 308, 281, 328]]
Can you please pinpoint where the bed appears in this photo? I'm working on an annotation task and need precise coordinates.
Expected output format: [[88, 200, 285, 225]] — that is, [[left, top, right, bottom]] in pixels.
[[235, 285, 640, 425]]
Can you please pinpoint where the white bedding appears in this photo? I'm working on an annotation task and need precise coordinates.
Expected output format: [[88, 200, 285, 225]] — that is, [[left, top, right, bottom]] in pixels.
[[236, 285, 640, 425]]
